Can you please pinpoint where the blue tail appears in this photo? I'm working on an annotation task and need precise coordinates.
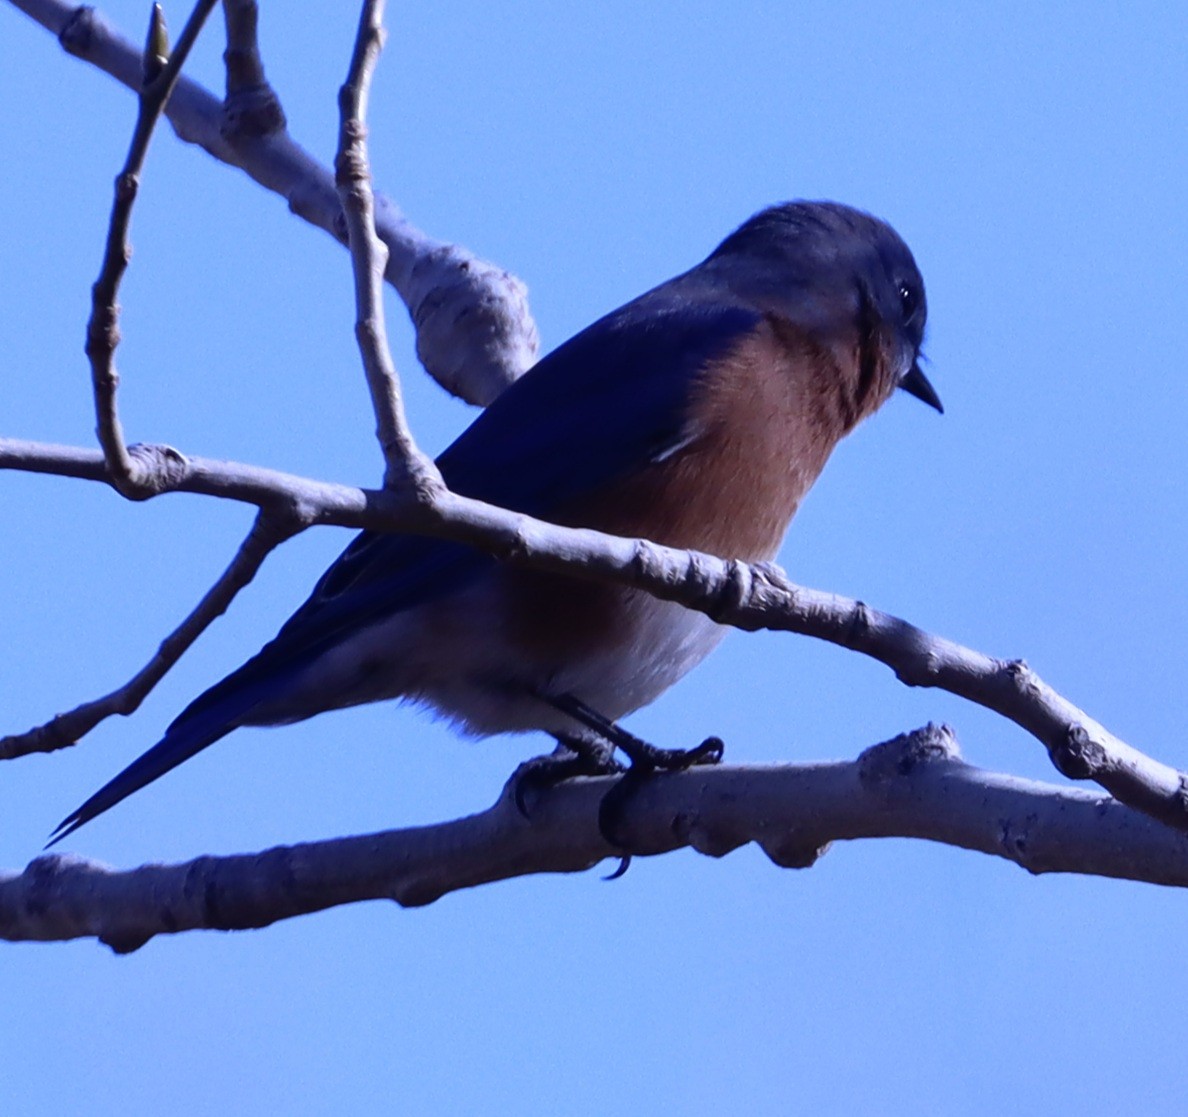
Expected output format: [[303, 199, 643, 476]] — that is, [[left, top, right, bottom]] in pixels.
[[46, 719, 238, 847], [45, 611, 318, 845]]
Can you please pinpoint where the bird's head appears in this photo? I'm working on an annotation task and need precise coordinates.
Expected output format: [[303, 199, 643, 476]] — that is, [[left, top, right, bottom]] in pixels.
[[707, 200, 942, 417]]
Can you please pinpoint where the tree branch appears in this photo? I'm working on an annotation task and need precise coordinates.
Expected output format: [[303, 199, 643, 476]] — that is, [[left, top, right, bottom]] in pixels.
[[220, 0, 286, 139], [8, 0, 540, 405], [4, 726, 1185, 952], [85, 0, 220, 496], [0, 510, 300, 760], [733, 565, 1188, 832], [334, 0, 440, 494]]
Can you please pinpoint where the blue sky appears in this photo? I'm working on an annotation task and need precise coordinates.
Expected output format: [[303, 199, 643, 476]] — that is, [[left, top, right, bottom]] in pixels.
[[3, 2, 1188, 1113]]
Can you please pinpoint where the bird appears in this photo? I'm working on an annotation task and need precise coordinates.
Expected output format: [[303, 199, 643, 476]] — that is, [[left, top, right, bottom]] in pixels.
[[49, 200, 941, 845]]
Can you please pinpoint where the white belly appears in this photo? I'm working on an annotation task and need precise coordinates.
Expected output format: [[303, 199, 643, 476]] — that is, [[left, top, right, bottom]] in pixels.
[[264, 575, 727, 739]]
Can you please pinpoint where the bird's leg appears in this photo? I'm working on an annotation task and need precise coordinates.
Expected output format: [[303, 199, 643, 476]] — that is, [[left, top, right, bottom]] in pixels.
[[548, 693, 724, 772], [546, 693, 724, 863], [509, 690, 724, 875]]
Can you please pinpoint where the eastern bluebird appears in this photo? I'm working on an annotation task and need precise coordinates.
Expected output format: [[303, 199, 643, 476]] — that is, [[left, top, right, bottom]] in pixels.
[[50, 200, 939, 844]]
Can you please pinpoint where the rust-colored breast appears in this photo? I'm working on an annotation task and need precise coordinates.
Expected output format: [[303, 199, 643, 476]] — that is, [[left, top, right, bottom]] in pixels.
[[499, 317, 855, 666]]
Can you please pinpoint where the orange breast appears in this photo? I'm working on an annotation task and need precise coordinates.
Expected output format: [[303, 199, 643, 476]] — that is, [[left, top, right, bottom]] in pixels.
[[498, 319, 848, 666]]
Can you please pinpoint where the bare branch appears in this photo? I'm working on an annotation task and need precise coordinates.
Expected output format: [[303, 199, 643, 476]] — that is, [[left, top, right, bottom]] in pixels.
[[335, 0, 441, 494], [0, 511, 301, 761], [3, 435, 1187, 837], [220, 0, 286, 139], [728, 564, 1188, 834], [0, 437, 375, 521], [84, 0, 220, 496], [4, 726, 1185, 952], [8, 0, 539, 405]]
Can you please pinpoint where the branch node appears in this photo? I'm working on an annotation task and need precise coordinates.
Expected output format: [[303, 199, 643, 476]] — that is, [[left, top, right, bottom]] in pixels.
[[997, 814, 1043, 875], [105, 441, 192, 500], [627, 538, 663, 585], [59, 5, 98, 57], [1051, 725, 1104, 780], [100, 929, 153, 955], [858, 723, 961, 787], [1004, 657, 1039, 696], [220, 0, 287, 138], [759, 835, 831, 869], [334, 133, 370, 191], [705, 558, 753, 626], [114, 169, 140, 204], [845, 599, 874, 648], [390, 880, 445, 909], [128, 441, 189, 481], [404, 250, 538, 405], [221, 84, 286, 140], [22, 852, 80, 916], [752, 560, 790, 590], [673, 811, 747, 859]]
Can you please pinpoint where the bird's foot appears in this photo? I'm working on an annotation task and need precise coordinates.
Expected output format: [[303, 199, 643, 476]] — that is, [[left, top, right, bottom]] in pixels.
[[615, 734, 725, 772], [520, 692, 727, 878], [595, 736, 724, 857], [548, 692, 724, 771], [509, 736, 623, 818], [547, 691, 726, 865]]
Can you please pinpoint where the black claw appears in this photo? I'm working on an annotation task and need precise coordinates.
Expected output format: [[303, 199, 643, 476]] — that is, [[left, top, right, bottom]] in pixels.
[[602, 855, 632, 881], [596, 763, 653, 850], [512, 770, 535, 819], [596, 733, 727, 859], [692, 735, 725, 766], [542, 691, 727, 772], [507, 757, 564, 819], [619, 732, 727, 773]]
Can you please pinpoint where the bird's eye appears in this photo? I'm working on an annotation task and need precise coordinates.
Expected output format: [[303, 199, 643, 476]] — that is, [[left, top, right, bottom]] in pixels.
[[898, 283, 920, 325]]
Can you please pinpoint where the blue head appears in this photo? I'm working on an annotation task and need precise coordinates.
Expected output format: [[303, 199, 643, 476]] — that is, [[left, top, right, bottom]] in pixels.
[[702, 200, 940, 415]]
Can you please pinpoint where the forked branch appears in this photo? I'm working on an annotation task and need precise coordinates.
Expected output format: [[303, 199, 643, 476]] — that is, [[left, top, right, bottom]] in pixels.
[[85, 0, 221, 496]]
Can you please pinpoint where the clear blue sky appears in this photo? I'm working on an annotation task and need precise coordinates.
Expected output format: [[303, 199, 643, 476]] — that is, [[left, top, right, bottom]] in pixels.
[[3, 2, 1188, 1113]]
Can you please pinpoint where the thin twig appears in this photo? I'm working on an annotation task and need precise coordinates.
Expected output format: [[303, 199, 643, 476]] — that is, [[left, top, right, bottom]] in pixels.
[[0, 511, 303, 760], [0, 438, 373, 521], [335, 0, 441, 495], [4, 726, 1186, 952], [85, 0, 220, 496], [220, 0, 286, 140]]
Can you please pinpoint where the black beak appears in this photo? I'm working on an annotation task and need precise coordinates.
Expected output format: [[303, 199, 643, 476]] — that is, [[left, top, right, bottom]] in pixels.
[[899, 362, 943, 414]]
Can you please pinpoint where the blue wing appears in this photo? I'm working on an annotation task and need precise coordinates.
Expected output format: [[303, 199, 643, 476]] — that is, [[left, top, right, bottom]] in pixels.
[[184, 290, 761, 714], [49, 289, 760, 843]]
